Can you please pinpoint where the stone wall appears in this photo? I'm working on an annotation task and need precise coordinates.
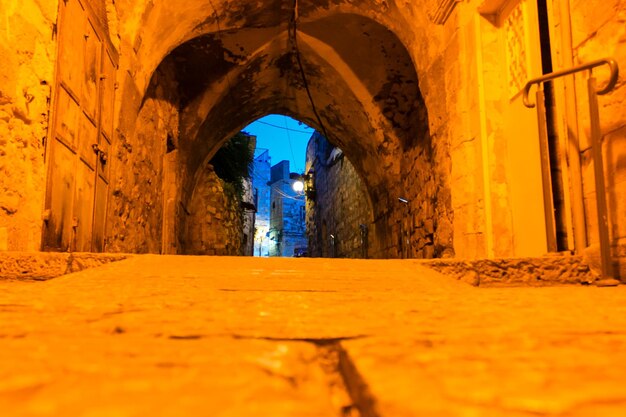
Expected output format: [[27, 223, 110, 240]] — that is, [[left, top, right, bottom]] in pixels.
[[107, 0, 455, 260], [105, 59, 180, 253], [0, 0, 57, 251], [242, 178, 255, 257], [1, 0, 623, 277], [306, 133, 373, 258], [252, 149, 271, 256], [569, 0, 626, 279], [424, 254, 595, 287], [268, 169, 307, 258], [182, 164, 245, 256]]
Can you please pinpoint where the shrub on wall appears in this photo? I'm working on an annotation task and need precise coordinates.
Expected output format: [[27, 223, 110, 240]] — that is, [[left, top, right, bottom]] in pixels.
[[210, 132, 254, 200]]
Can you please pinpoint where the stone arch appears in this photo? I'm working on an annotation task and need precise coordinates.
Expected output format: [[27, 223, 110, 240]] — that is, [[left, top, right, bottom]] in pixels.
[[121, 0, 424, 98], [109, 0, 448, 258]]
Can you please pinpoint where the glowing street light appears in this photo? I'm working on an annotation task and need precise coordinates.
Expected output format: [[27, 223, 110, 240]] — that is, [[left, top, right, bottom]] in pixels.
[[292, 179, 305, 193]]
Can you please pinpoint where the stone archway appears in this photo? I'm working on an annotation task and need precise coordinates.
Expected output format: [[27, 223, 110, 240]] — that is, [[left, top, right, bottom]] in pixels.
[[109, 0, 452, 258]]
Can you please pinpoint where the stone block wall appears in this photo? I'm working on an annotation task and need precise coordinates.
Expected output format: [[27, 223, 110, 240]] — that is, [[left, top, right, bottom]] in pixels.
[[106, 59, 180, 253], [0, 0, 57, 251], [280, 190, 307, 257], [306, 134, 373, 258], [269, 176, 307, 258], [569, 0, 626, 279], [1, 0, 622, 273], [252, 149, 271, 256], [182, 164, 244, 256]]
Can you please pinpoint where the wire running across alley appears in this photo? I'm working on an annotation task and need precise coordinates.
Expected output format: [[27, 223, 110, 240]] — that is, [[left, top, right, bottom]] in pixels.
[[256, 120, 313, 134], [290, 0, 332, 144], [283, 116, 300, 173]]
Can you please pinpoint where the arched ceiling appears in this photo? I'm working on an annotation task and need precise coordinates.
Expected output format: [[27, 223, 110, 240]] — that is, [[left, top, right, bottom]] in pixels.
[[117, 0, 425, 96], [123, 0, 431, 210]]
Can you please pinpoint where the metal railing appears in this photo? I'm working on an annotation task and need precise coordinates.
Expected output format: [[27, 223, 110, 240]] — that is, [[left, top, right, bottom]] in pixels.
[[523, 58, 619, 280]]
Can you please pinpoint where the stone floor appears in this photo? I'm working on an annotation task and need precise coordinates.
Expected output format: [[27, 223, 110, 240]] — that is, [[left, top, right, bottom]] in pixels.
[[1, 255, 626, 416]]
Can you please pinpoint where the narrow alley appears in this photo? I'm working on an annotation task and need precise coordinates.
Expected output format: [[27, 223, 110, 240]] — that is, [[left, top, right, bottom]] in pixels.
[[2, 0, 626, 415], [1, 255, 626, 416]]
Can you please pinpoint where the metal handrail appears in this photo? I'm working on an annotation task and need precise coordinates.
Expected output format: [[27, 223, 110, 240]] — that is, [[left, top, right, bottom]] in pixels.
[[522, 57, 620, 280], [523, 58, 619, 108]]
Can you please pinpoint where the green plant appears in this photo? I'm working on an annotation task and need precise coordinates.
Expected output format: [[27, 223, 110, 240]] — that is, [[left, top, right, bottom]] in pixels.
[[210, 132, 254, 200]]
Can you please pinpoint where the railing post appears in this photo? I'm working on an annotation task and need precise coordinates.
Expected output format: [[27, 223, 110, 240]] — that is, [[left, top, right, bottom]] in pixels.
[[535, 87, 558, 253], [587, 76, 614, 279], [523, 58, 619, 277]]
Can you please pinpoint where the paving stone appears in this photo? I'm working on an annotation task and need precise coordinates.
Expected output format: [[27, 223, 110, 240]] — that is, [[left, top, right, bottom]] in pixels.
[[1, 255, 626, 416]]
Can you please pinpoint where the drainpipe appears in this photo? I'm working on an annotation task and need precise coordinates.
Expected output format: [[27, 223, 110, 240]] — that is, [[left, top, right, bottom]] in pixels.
[[560, 0, 587, 253]]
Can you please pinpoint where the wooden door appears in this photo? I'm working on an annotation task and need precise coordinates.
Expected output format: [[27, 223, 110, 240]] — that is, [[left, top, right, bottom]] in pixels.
[[43, 0, 116, 252], [92, 50, 116, 252]]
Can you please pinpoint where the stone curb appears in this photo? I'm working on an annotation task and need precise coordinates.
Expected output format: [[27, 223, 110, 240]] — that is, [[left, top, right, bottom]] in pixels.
[[419, 254, 601, 287], [0, 252, 130, 281]]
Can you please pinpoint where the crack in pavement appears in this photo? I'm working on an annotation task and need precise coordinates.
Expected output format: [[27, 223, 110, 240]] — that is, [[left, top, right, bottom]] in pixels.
[[165, 332, 381, 417], [232, 334, 381, 417], [316, 341, 382, 417]]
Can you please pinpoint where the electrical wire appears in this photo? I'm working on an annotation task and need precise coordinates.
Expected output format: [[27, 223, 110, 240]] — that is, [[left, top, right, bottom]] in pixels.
[[290, 0, 332, 143], [283, 116, 299, 173], [273, 187, 305, 201], [255, 120, 313, 134]]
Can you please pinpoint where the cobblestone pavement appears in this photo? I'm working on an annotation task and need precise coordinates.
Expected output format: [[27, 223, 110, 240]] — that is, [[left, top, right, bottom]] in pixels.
[[1, 255, 626, 416]]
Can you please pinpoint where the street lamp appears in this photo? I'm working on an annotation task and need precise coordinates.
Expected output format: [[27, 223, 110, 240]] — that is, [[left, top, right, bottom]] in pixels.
[[292, 179, 305, 193], [292, 169, 315, 199]]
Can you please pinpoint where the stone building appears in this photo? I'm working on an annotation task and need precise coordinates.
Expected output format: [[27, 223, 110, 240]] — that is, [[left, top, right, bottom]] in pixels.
[[269, 161, 307, 257], [241, 176, 256, 256], [1, 0, 625, 279], [181, 133, 256, 256], [305, 132, 374, 258], [182, 164, 246, 256], [252, 148, 271, 257]]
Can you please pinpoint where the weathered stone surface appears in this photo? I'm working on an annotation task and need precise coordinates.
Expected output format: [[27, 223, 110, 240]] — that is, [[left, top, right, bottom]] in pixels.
[[253, 149, 272, 256], [0, 252, 128, 281], [1, 255, 626, 415], [569, 0, 626, 277], [106, 59, 180, 254], [305, 134, 373, 258], [182, 164, 245, 256], [1, 0, 625, 273], [423, 253, 597, 287], [583, 242, 626, 282], [0, 0, 57, 251], [266, 160, 307, 257]]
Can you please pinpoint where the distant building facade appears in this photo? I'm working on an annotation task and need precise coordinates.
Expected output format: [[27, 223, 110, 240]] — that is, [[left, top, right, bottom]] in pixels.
[[305, 132, 373, 258], [252, 149, 271, 257], [268, 161, 307, 257]]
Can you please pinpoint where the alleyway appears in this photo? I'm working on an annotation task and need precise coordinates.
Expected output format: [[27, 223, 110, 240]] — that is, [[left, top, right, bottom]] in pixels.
[[1, 256, 626, 416]]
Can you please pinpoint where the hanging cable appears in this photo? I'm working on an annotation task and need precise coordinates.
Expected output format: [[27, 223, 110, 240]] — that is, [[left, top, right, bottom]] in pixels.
[[283, 116, 300, 173], [290, 0, 332, 143], [273, 186, 305, 201], [207, 0, 238, 110], [255, 120, 313, 133]]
